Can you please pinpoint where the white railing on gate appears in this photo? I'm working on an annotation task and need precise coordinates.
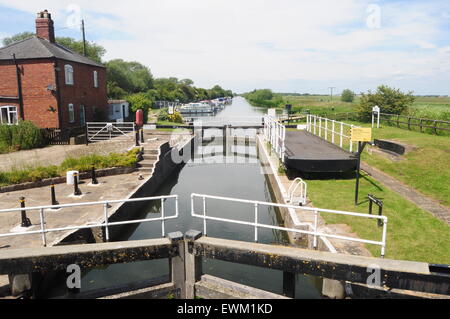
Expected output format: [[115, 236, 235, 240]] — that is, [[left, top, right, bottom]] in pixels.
[[191, 193, 388, 257], [306, 115, 360, 153], [263, 116, 286, 160], [0, 195, 178, 246], [286, 178, 307, 206], [87, 122, 136, 142]]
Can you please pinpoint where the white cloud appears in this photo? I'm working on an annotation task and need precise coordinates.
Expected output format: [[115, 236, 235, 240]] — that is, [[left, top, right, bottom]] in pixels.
[[1, 0, 449, 94]]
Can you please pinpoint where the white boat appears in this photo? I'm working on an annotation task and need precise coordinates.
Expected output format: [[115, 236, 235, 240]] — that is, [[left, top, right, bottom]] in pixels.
[[178, 103, 215, 114]]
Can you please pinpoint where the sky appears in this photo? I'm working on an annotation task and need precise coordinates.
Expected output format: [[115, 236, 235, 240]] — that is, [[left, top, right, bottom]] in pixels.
[[0, 0, 449, 95]]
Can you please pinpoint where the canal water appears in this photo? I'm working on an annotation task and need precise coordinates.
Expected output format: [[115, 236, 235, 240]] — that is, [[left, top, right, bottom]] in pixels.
[[54, 97, 322, 298]]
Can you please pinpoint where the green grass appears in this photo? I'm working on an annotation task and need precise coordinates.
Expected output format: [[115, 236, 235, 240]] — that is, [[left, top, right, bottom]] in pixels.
[[346, 122, 450, 207], [284, 95, 450, 121], [306, 172, 450, 264], [0, 148, 140, 187]]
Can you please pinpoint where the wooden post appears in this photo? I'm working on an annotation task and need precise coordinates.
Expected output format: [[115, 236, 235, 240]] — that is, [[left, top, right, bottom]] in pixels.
[[185, 230, 203, 299], [168, 232, 185, 299]]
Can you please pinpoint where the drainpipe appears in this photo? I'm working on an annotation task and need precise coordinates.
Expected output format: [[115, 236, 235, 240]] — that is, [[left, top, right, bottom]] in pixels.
[[53, 59, 63, 129], [12, 54, 24, 121]]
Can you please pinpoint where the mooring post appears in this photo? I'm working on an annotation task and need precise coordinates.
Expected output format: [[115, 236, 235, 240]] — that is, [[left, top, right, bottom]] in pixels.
[[168, 231, 186, 299], [185, 230, 203, 299], [19, 197, 31, 228], [50, 184, 59, 207], [140, 127, 144, 143], [283, 272, 295, 298], [73, 173, 82, 196], [91, 167, 99, 185]]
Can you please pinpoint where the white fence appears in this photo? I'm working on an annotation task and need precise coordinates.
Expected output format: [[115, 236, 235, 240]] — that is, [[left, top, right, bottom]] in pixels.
[[306, 115, 360, 153], [87, 122, 136, 142], [263, 115, 286, 159], [0, 195, 179, 246], [191, 193, 388, 257]]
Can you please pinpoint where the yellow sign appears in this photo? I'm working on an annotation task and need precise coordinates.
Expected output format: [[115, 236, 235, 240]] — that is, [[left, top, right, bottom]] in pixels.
[[351, 128, 372, 142]]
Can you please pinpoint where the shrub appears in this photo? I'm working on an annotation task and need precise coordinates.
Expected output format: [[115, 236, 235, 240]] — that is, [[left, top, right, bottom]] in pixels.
[[168, 111, 183, 124], [0, 121, 44, 153], [341, 89, 355, 103], [357, 85, 415, 121]]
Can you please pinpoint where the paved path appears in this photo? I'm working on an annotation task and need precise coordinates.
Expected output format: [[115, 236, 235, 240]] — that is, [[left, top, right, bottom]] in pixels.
[[361, 162, 450, 226]]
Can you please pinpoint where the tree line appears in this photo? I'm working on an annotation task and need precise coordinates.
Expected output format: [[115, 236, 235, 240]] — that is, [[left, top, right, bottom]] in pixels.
[[243, 86, 416, 121]]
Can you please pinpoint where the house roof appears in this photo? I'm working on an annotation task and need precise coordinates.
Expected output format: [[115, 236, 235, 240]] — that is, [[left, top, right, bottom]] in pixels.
[[0, 36, 104, 68]]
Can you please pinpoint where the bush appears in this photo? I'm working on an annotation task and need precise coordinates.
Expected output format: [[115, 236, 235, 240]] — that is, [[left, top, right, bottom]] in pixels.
[[341, 89, 355, 103], [0, 121, 44, 153], [168, 111, 183, 124], [357, 85, 415, 121]]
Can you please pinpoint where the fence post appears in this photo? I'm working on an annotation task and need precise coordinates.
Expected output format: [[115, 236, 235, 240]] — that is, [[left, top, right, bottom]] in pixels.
[[185, 230, 203, 299], [169, 231, 186, 299]]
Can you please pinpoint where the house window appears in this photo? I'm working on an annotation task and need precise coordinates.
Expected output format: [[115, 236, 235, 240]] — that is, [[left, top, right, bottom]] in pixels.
[[0, 106, 18, 125], [93, 71, 98, 88], [68, 104, 75, 123], [65, 64, 74, 85]]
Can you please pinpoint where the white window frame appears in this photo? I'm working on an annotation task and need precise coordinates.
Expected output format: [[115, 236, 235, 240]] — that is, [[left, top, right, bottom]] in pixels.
[[93, 70, 98, 88], [0, 106, 18, 125], [65, 64, 74, 85], [68, 104, 75, 123]]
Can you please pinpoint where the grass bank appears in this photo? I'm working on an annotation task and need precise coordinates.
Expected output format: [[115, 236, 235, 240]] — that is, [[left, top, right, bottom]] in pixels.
[[346, 122, 450, 207], [0, 148, 140, 187], [306, 172, 450, 264]]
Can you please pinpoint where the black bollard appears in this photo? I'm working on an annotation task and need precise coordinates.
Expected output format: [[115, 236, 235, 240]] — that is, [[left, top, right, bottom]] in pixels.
[[50, 184, 60, 207], [140, 128, 144, 143], [73, 173, 82, 196], [19, 197, 32, 228], [91, 167, 99, 185], [135, 129, 140, 147]]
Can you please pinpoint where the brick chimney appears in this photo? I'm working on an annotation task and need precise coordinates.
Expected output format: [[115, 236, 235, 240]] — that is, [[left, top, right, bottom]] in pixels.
[[36, 10, 55, 43]]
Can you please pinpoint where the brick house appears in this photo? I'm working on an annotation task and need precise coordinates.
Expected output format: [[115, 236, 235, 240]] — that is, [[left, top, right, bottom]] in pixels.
[[0, 10, 108, 129]]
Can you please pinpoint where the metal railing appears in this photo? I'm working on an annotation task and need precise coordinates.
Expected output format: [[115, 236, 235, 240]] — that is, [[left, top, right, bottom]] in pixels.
[[86, 122, 136, 142], [263, 115, 286, 159], [306, 115, 360, 153], [191, 193, 388, 257], [286, 178, 307, 206], [0, 195, 179, 247]]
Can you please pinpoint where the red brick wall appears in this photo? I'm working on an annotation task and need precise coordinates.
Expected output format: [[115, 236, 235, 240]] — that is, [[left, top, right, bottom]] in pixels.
[[0, 58, 108, 129], [0, 60, 59, 128], [56, 60, 108, 128]]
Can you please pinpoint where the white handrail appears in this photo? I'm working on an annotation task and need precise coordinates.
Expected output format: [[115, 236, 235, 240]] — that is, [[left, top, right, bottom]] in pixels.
[[191, 193, 388, 257], [306, 115, 360, 153], [1, 195, 179, 246], [263, 115, 286, 160], [286, 178, 307, 206]]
